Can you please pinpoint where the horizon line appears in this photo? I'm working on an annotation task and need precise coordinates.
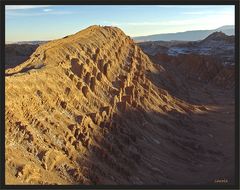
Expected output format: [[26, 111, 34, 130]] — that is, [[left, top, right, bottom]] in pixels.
[[6, 24, 235, 44]]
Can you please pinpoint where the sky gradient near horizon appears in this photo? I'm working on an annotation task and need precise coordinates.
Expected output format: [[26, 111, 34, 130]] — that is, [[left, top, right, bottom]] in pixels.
[[6, 5, 235, 42]]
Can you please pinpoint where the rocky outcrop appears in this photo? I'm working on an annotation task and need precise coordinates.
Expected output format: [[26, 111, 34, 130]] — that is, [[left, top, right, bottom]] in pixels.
[[5, 25, 234, 185]]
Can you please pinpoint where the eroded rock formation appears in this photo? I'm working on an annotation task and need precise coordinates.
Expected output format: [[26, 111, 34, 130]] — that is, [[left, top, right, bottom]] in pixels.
[[5, 25, 234, 185]]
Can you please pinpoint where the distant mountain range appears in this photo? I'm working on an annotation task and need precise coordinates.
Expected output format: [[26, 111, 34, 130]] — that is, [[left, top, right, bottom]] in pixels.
[[6, 25, 234, 45], [138, 31, 235, 66], [133, 25, 234, 42], [6, 41, 48, 45]]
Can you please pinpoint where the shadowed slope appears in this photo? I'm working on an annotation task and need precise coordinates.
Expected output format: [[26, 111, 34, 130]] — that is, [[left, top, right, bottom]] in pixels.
[[5, 25, 234, 185]]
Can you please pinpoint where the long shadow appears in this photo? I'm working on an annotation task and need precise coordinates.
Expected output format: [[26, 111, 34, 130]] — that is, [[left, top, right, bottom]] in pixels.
[[145, 55, 234, 105], [74, 102, 234, 185], [5, 44, 39, 69], [62, 51, 235, 185], [5, 64, 44, 77], [5, 42, 235, 186]]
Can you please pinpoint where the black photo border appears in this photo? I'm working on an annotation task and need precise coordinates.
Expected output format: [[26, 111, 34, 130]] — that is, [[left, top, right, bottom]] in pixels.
[[0, 0, 239, 189]]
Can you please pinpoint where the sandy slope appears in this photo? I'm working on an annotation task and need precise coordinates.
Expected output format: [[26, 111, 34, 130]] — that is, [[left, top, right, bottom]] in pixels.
[[5, 25, 235, 185]]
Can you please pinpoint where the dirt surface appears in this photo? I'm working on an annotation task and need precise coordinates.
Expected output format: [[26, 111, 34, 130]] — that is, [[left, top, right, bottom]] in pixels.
[[5, 44, 39, 69], [5, 25, 235, 185]]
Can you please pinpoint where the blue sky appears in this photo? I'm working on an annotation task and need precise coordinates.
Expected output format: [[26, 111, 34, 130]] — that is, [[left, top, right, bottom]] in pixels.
[[6, 5, 235, 42]]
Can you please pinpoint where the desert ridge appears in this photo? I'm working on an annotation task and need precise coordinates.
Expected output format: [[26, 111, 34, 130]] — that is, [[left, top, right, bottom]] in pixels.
[[5, 25, 234, 185]]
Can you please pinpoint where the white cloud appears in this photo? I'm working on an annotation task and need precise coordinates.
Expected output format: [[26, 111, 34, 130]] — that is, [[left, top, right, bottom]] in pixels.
[[182, 11, 208, 15], [6, 5, 75, 16], [6, 5, 51, 10], [105, 9, 234, 28], [43, 9, 53, 12], [156, 5, 227, 9], [6, 10, 74, 16], [182, 10, 234, 15], [105, 12, 234, 36], [110, 21, 161, 26]]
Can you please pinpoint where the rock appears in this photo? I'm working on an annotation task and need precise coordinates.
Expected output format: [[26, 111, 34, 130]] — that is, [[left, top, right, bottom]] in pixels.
[[76, 82, 82, 90], [117, 101, 128, 112], [82, 86, 89, 97], [75, 115, 84, 125], [90, 77, 96, 92], [122, 95, 132, 104], [96, 72, 102, 81], [103, 63, 109, 76], [65, 87, 71, 96], [60, 101, 67, 109], [95, 48, 100, 54], [92, 67, 97, 76], [84, 72, 91, 85], [87, 112, 101, 125]]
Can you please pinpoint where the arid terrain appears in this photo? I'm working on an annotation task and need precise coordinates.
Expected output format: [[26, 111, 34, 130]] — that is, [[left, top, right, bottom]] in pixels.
[[5, 26, 235, 185], [5, 44, 39, 70]]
